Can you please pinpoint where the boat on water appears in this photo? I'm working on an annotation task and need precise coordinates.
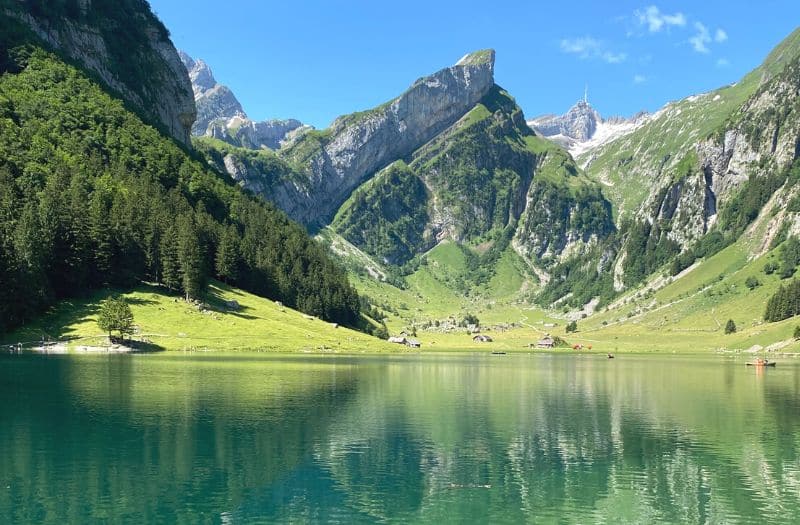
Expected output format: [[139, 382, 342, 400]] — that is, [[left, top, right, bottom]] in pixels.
[[746, 360, 776, 367], [491, 351, 506, 356]]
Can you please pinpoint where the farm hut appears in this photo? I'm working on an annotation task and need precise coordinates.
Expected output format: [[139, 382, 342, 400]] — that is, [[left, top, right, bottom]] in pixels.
[[536, 336, 555, 349]]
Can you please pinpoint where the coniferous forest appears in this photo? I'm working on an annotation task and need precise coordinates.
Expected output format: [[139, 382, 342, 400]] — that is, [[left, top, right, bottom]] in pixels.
[[0, 46, 361, 334]]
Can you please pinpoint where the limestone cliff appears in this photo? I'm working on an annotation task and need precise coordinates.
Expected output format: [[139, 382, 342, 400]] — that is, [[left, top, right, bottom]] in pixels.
[[278, 50, 497, 227], [1, 0, 196, 145]]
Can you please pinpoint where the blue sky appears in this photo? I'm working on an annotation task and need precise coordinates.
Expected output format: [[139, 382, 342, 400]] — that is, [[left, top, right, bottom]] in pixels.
[[150, 1, 800, 128]]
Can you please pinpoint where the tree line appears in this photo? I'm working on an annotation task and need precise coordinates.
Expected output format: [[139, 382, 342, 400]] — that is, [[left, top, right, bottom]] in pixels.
[[0, 47, 360, 334]]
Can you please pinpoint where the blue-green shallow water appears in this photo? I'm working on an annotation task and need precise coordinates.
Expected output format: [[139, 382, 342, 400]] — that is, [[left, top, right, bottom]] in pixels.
[[0, 352, 799, 524]]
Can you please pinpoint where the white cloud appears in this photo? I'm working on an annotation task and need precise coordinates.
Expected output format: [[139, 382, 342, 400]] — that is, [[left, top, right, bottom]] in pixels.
[[689, 22, 711, 53], [629, 7, 729, 55], [633, 74, 647, 84], [716, 58, 730, 67], [635, 5, 686, 32], [560, 37, 627, 64]]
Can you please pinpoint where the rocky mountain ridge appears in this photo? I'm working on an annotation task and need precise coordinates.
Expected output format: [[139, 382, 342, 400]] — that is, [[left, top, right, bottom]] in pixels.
[[270, 49, 499, 227], [179, 51, 309, 150]]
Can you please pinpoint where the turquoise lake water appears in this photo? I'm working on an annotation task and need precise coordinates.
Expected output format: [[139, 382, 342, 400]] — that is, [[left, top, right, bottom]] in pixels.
[[0, 352, 798, 523]]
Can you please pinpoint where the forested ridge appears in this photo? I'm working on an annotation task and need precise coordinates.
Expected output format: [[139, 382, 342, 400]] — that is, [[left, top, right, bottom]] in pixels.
[[0, 46, 361, 333]]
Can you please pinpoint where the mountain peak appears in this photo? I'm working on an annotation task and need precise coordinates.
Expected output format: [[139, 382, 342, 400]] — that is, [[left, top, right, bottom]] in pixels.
[[529, 98, 602, 143], [455, 49, 496, 68], [180, 52, 220, 96]]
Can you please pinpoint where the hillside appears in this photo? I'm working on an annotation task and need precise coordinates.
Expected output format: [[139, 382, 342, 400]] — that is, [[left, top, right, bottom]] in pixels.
[[0, 0, 195, 145], [0, 9, 363, 335], [311, 27, 800, 353], [2, 281, 392, 353]]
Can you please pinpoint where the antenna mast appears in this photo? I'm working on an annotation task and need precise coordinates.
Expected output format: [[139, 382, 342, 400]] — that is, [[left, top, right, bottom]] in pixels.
[[584, 84, 588, 104]]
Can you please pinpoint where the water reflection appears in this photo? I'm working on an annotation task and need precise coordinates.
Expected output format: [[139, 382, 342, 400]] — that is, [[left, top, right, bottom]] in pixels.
[[0, 353, 798, 523]]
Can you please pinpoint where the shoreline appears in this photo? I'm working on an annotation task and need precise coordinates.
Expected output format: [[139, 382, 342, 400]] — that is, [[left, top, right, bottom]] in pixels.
[[7, 345, 800, 359]]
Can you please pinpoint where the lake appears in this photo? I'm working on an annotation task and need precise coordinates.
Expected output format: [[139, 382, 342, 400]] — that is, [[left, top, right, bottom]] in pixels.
[[0, 352, 798, 523]]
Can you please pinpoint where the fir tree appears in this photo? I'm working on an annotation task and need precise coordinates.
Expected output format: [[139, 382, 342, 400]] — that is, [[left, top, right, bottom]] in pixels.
[[215, 226, 240, 283], [177, 217, 205, 300]]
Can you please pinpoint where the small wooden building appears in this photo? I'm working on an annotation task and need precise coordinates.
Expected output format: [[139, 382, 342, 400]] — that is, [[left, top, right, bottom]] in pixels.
[[473, 334, 493, 343], [536, 336, 555, 349], [388, 336, 407, 345], [406, 338, 422, 348]]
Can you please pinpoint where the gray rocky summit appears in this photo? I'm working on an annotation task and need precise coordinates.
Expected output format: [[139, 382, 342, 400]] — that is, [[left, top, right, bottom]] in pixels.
[[179, 51, 308, 149], [528, 99, 602, 142]]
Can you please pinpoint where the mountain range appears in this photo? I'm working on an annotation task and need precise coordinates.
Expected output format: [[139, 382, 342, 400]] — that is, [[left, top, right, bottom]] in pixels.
[[3, 0, 800, 348], [185, 29, 800, 315]]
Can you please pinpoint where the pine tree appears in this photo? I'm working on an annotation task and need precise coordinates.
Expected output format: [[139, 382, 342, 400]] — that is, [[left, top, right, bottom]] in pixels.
[[177, 216, 205, 300], [724, 319, 737, 334], [215, 225, 240, 283], [159, 225, 181, 291], [89, 185, 114, 285]]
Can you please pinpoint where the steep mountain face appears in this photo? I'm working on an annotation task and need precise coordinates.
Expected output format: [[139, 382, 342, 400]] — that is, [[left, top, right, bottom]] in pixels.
[[0, 0, 196, 145], [180, 51, 308, 150], [567, 28, 800, 297], [274, 50, 498, 227], [0, 1, 365, 333], [180, 52, 245, 134]]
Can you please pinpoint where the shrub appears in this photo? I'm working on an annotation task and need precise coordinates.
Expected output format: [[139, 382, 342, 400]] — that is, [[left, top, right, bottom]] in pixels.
[[745, 276, 761, 290]]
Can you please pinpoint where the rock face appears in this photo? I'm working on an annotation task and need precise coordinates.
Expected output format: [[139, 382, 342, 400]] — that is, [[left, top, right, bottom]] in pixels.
[[207, 116, 309, 151], [529, 100, 601, 142], [179, 52, 246, 135], [179, 51, 308, 149], [278, 49, 497, 227], [3, 1, 196, 145]]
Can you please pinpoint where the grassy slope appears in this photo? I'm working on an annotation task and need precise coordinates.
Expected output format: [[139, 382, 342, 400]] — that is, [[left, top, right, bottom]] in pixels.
[[580, 28, 800, 219], [326, 211, 800, 354], [2, 281, 396, 353]]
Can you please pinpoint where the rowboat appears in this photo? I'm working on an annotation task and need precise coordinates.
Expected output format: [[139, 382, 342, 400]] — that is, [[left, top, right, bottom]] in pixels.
[[746, 361, 776, 367]]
